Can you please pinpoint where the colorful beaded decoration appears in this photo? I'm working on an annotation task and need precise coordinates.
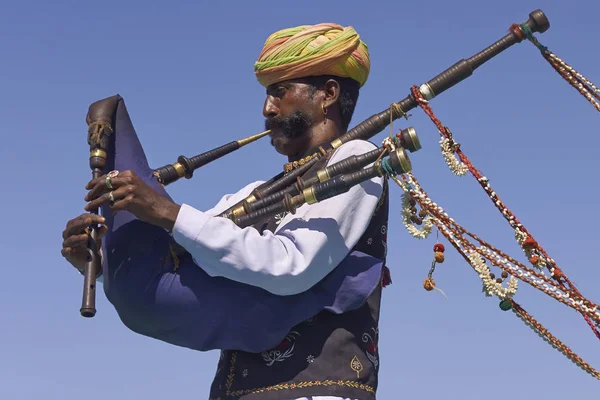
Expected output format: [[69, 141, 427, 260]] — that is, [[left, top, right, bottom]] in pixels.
[[377, 26, 600, 380]]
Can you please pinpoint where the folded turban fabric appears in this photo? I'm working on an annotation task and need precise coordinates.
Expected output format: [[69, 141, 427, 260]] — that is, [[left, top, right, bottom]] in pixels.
[[254, 23, 370, 88]]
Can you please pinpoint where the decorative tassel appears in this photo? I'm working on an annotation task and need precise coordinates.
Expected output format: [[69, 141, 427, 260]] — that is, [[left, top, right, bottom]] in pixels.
[[382, 266, 392, 287], [422, 242, 448, 299]]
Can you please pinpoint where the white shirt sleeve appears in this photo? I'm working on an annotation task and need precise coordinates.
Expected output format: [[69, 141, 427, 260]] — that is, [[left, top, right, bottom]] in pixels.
[[196, 180, 266, 217], [88, 181, 265, 283], [171, 139, 385, 296]]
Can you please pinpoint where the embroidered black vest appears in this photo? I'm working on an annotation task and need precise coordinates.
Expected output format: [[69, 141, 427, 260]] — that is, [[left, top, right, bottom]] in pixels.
[[209, 144, 390, 400]]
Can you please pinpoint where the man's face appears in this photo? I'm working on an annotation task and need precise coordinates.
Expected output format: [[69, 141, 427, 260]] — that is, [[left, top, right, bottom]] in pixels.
[[263, 79, 321, 157]]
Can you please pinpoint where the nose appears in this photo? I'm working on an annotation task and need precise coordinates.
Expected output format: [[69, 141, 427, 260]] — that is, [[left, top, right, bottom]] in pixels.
[[263, 95, 279, 119]]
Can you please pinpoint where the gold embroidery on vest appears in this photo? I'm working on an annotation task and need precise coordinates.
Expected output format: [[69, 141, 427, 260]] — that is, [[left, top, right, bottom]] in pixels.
[[225, 352, 237, 392], [219, 349, 375, 397], [227, 380, 375, 397], [350, 355, 364, 378]]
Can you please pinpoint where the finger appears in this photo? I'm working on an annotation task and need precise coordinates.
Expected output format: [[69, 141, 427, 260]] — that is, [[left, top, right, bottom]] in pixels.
[[62, 233, 90, 249], [61, 247, 79, 263], [85, 170, 132, 190], [84, 179, 108, 201], [63, 214, 106, 239], [61, 247, 84, 259], [85, 174, 107, 190], [61, 247, 72, 258], [64, 215, 104, 237], [85, 176, 133, 202], [107, 194, 133, 215], [61, 247, 88, 268], [85, 186, 130, 212]]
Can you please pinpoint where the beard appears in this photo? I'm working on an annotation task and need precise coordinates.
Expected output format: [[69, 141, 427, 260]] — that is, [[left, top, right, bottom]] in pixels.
[[265, 110, 313, 145]]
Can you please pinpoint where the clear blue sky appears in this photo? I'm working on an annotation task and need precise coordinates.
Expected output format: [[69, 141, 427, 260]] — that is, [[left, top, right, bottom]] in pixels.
[[1, 0, 599, 398]]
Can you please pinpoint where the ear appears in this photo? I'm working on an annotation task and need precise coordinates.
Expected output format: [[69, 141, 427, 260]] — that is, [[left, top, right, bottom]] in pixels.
[[322, 79, 340, 109]]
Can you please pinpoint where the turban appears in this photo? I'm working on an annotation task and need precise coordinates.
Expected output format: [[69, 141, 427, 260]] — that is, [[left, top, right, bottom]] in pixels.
[[254, 23, 370, 88]]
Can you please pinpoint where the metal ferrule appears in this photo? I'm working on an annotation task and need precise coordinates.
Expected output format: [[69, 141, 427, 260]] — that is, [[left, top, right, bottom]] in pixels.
[[303, 187, 318, 205], [173, 162, 186, 178], [317, 169, 330, 182], [403, 126, 422, 152], [330, 138, 343, 149], [90, 149, 107, 159], [396, 148, 412, 173], [419, 83, 436, 100], [231, 205, 246, 218]]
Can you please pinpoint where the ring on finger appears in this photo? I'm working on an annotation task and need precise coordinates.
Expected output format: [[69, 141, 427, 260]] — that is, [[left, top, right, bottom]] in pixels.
[[106, 170, 119, 190], [109, 191, 116, 206]]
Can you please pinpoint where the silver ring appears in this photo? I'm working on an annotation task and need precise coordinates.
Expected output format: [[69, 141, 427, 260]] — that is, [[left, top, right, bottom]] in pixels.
[[109, 191, 115, 205]]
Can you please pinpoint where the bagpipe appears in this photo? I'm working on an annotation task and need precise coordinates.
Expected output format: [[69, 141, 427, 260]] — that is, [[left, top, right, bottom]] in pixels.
[[80, 9, 600, 377]]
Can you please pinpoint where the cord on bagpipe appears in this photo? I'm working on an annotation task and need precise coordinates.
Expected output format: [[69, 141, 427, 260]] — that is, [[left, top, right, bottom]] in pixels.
[[511, 23, 600, 112], [379, 28, 600, 376], [400, 170, 600, 379]]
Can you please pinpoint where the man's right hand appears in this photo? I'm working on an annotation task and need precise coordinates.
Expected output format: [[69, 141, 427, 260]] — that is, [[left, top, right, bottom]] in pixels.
[[61, 213, 107, 271]]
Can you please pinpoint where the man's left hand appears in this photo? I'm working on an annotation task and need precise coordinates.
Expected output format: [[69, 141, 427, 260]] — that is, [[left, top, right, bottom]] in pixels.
[[84, 170, 180, 231]]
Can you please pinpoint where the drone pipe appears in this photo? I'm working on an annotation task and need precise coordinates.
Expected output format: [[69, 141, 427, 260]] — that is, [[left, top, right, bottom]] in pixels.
[[232, 126, 421, 218], [232, 147, 412, 228], [217, 9, 550, 218]]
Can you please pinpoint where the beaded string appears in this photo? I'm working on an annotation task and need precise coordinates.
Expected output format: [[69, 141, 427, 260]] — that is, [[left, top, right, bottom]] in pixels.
[[511, 23, 600, 113], [376, 81, 600, 376], [512, 302, 600, 380], [402, 172, 600, 321], [392, 172, 600, 379], [409, 85, 600, 340]]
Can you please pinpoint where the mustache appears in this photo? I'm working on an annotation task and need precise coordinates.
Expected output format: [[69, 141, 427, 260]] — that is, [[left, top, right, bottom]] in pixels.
[[265, 111, 313, 138]]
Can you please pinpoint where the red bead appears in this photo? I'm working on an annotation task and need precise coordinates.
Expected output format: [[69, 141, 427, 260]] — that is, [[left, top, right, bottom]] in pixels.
[[552, 268, 564, 279], [433, 243, 445, 253], [529, 255, 540, 265], [522, 237, 538, 250]]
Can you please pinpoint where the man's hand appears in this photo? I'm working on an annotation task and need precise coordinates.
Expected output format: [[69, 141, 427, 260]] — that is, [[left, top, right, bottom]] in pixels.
[[61, 213, 107, 271], [84, 170, 181, 231]]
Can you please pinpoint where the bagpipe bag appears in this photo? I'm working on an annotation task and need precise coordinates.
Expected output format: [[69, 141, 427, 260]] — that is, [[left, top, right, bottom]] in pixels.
[[90, 95, 384, 353]]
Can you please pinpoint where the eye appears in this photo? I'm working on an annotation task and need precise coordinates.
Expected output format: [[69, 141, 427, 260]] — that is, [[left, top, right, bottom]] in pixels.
[[266, 84, 289, 99], [275, 85, 287, 97]]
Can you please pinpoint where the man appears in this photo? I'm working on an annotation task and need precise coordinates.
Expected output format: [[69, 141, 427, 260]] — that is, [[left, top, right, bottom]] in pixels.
[[62, 23, 389, 399]]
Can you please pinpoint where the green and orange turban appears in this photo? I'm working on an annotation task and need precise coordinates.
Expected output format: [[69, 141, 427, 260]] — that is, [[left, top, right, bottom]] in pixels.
[[254, 23, 370, 88]]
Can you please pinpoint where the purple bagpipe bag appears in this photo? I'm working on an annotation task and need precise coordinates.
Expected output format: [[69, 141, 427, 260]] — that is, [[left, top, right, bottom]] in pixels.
[[92, 95, 384, 353]]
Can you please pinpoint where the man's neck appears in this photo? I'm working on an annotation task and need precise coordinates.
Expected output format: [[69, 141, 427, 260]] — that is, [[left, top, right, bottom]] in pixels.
[[288, 123, 343, 162]]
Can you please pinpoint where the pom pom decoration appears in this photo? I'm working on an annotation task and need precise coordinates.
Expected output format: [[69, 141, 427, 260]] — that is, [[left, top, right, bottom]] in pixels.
[[423, 277, 436, 291], [381, 81, 600, 380], [434, 252, 445, 263]]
